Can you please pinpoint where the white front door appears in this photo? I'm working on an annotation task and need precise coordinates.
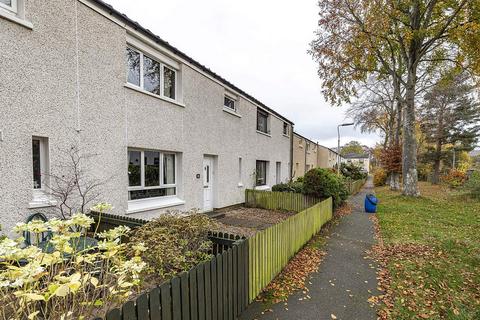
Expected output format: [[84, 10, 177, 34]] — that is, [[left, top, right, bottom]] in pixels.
[[203, 156, 214, 211]]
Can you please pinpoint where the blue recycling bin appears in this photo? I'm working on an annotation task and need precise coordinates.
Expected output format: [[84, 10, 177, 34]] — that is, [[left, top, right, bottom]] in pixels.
[[365, 194, 378, 213]]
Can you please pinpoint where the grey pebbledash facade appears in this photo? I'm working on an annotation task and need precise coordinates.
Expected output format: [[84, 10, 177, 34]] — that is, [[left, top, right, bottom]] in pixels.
[[0, 0, 293, 233]]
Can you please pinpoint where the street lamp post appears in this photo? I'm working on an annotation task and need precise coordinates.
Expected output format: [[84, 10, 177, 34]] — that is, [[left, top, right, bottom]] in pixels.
[[337, 122, 355, 176]]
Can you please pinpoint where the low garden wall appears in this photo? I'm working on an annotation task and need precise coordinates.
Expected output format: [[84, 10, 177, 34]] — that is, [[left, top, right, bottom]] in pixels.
[[94, 192, 333, 319]]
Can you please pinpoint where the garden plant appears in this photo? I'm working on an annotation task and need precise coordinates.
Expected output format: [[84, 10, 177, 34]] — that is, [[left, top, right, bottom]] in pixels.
[[0, 204, 146, 320]]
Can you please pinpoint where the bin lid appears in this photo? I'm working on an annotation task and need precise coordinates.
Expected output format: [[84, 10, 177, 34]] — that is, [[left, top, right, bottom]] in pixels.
[[366, 194, 378, 205]]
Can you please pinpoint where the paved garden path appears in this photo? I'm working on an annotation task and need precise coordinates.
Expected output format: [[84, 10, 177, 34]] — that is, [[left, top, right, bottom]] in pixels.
[[239, 177, 379, 320]]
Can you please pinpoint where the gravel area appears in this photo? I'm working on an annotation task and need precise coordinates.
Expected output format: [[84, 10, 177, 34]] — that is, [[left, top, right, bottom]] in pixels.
[[213, 207, 295, 238]]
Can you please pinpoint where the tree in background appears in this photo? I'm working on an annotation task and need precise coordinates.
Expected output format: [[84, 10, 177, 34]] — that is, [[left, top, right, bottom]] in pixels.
[[340, 141, 364, 156], [419, 72, 480, 183], [310, 0, 480, 196]]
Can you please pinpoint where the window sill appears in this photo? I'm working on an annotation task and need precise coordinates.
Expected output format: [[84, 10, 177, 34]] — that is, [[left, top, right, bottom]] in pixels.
[[222, 107, 242, 118], [237, 183, 244, 188], [0, 10, 33, 29], [283, 134, 290, 138], [29, 199, 57, 209], [124, 83, 186, 108], [254, 185, 271, 191], [127, 196, 185, 214], [256, 130, 271, 137]]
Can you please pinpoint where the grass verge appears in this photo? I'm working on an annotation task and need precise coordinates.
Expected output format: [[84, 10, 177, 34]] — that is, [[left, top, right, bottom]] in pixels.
[[373, 182, 480, 319]]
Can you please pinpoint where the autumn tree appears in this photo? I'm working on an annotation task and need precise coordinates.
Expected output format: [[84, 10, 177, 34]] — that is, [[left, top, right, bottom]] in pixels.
[[310, 0, 480, 196], [420, 72, 480, 183], [341, 140, 365, 155]]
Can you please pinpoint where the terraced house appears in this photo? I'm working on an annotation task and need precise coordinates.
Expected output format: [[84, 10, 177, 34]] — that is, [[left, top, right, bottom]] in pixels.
[[0, 0, 293, 233], [292, 132, 342, 179]]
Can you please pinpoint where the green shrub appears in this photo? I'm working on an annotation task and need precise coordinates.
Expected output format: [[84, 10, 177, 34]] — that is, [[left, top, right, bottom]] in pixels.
[[130, 212, 217, 279], [465, 171, 480, 198], [272, 181, 304, 193], [373, 167, 388, 186], [295, 176, 305, 183], [340, 163, 367, 180], [303, 168, 349, 208]]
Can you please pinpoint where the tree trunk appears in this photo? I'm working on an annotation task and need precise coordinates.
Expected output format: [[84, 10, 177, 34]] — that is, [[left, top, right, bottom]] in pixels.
[[390, 77, 402, 191], [402, 67, 419, 196], [432, 159, 441, 184]]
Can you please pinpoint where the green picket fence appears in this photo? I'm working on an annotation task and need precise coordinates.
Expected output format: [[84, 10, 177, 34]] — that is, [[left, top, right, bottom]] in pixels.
[[246, 196, 333, 302], [245, 189, 322, 212], [346, 178, 367, 195]]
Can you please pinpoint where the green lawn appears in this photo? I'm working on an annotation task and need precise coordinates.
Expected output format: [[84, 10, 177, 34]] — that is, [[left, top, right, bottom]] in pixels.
[[375, 183, 480, 319]]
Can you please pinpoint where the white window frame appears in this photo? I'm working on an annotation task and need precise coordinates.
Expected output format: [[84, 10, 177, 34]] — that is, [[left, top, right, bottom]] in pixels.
[[238, 157, 243, 187], [127, 149, 177, 199], [224, 95, 236, 112], [276, 162, 282, 184], [32, 137, 48, 191], [256, 109, 270, 135], [0, 0, 17, 14], [126, 46, 178, 102], [30, 136, 56, 208], [162, 64, 177, 100], [283, 122, 290, 137]]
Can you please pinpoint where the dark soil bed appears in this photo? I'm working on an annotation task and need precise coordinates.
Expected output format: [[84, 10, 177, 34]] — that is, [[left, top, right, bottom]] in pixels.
[[213, 207, 296, 237]]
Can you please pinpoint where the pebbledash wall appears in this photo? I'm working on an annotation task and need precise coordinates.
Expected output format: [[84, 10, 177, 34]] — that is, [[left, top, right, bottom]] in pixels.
[[0, 0, 293, 233]]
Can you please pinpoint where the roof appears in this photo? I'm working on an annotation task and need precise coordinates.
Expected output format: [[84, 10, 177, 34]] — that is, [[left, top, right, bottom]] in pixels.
[[293, 132, 317, 144], [90, 0, 294, 125], [343, 153, 369, 159]]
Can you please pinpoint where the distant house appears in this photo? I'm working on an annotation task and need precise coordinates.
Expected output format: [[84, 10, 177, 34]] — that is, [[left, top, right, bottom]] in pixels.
[[292, 133, 342, 179], [341, 153, 370, 173], [0, 0, 293, 232], [317, 145, 341, 169]]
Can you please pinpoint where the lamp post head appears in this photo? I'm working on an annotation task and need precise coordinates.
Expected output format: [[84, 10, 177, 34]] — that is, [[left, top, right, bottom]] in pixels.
[[339, 122, 354, 127]]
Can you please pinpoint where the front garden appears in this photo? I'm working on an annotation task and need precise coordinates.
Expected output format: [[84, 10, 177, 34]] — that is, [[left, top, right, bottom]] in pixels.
[[0, 167, 367, 320], [372, 182, 480, 319]]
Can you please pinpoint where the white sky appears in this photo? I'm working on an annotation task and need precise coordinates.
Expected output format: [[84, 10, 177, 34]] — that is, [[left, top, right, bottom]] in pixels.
[[106, 0, 381, 148]]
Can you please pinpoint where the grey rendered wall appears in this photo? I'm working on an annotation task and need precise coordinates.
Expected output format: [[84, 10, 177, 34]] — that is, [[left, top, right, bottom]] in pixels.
[[0, 0, 291, 233]]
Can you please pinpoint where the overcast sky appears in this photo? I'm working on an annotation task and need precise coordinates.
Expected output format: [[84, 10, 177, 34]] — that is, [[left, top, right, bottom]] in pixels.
[[107, 0, 381, 148]]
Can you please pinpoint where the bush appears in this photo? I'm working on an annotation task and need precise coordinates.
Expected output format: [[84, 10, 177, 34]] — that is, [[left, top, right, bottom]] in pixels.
[[441, 169, 467, 188], [303, 168, 349, 208], [272, 181, 304, 193], [465, 171, 480, 198], [130, 212, 217, 279], [340, 163, 367, 180], [417, 163, 432, 182], [0, 208, 145, 320], [373, 167, 388, 187]]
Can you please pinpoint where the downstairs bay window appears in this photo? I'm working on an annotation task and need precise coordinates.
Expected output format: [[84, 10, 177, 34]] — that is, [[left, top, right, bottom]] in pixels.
[[128, 149, 177, 201]]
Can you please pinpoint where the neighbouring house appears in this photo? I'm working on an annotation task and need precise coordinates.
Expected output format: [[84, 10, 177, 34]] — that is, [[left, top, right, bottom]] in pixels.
[[317, 145, 341, 169], [341, 153, 370, 173], [292, 133, 342, 179], [0, 0, 294, 233]]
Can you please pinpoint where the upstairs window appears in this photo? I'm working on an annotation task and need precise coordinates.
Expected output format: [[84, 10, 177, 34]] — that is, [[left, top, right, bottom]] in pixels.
[[128, 149, 177, 201], [224, 96, 236, 111], [163, 66, 176, 99], [143, 55, 160, 95], [0, 0, 17, 13], [126, 47, 178, 101], [257, 109, 269, 134], [283, 122, 289, 136]]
